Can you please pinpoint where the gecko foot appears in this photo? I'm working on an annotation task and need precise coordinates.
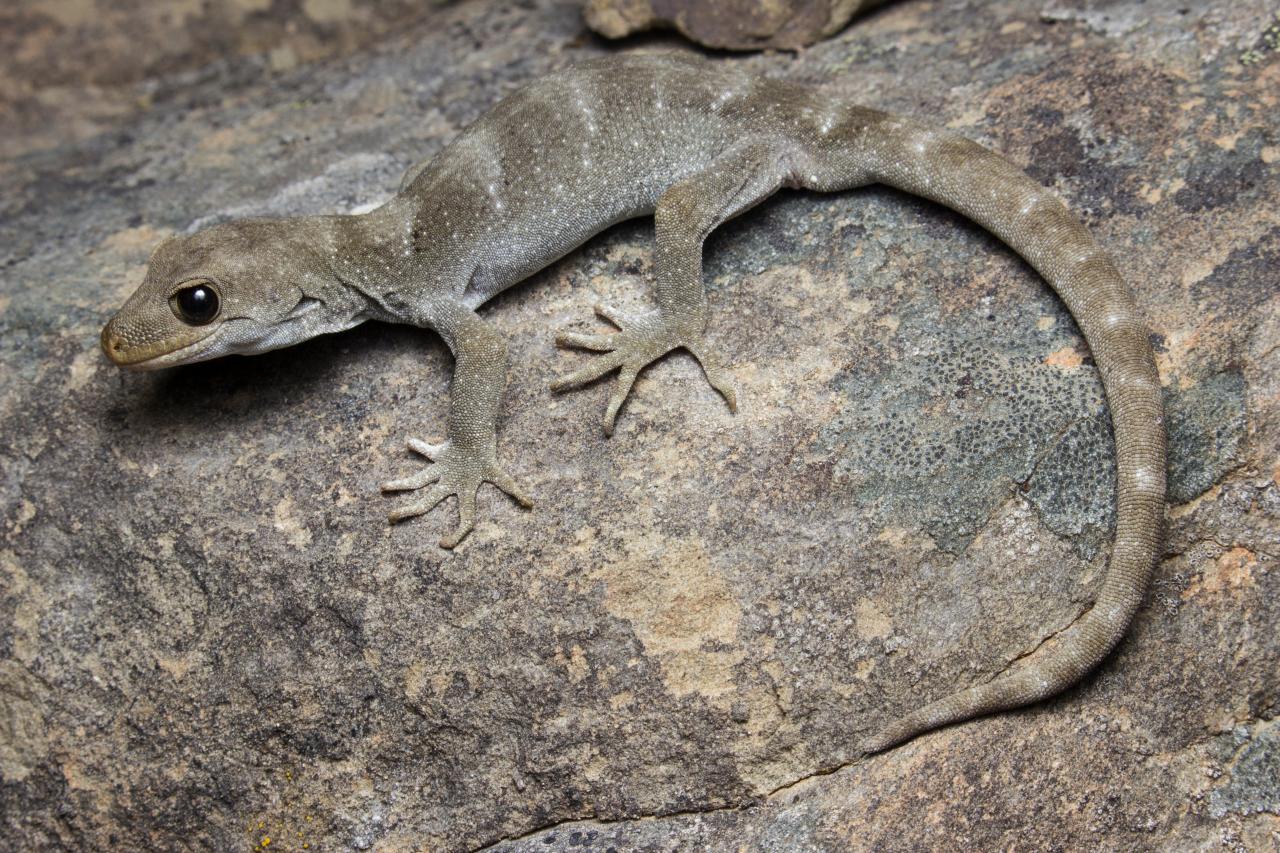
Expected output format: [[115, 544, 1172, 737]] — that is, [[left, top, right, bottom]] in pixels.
[[550, 302, 737, 435], [381, 438, 532, 548]]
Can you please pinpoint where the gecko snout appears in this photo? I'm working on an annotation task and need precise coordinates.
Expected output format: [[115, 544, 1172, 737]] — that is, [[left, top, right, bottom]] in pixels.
[[100, 316, 165, 368], [101, 318, 128, 365]]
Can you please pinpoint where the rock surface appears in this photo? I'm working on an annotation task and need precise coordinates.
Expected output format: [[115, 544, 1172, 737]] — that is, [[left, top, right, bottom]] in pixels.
[[1, 0, 1278, 850], [582, 0, 892, 50], [0, 0, 453, 159]]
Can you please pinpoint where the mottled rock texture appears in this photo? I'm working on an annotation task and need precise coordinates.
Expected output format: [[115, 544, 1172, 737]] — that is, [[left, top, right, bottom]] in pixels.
[[1, 0, 1278, 850], [0, 0, 450, 159], [582, 0, 892, 50]]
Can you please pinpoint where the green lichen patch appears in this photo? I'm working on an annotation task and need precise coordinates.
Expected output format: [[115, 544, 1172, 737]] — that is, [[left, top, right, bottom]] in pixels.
[[1210, 722, 1280, 818], [821, 301, 1107, 554], [1165, 371, 1247, 505]]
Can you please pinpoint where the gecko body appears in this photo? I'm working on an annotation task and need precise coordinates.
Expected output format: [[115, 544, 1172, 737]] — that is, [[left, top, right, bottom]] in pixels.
[[102, 54, 1166, 754]]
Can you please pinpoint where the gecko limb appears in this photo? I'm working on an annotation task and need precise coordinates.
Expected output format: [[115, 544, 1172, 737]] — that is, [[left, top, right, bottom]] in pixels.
[[553, 142, 786, 433], [383, 302, 531, 547]]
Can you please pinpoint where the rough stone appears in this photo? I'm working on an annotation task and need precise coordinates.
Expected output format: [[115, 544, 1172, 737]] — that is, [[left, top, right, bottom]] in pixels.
[[1, 0, 1277, 850], [582, 0, 891, 50]]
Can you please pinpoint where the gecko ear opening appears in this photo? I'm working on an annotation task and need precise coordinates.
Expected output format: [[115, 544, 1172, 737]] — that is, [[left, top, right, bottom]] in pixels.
[[285, 295, 325, 321], [170, 281, 221, 326]]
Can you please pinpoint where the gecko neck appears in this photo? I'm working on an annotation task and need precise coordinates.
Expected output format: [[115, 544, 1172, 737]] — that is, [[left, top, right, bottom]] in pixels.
[[296, 206, 421, 325], [321, 195, 475, 325]]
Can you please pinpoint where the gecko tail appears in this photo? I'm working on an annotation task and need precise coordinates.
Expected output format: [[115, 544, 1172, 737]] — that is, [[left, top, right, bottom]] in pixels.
[[839, 113, 1166, 754], [859, 580, 1143, 753]]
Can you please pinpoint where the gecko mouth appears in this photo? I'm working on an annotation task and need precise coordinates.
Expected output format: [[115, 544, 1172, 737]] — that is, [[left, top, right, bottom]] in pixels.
[[100, 319, 227, 370]]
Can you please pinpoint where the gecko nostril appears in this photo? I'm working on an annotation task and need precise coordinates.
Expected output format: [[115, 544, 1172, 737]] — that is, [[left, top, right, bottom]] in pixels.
[[101, 320, 128, 361]]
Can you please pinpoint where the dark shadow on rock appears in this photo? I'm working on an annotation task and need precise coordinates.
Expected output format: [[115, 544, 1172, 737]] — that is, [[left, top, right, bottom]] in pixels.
[[120, 321, 443, 436]]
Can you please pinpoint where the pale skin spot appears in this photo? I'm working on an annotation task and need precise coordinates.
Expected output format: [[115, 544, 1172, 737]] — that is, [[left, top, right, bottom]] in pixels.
[[1131, 467, 1163, 493]]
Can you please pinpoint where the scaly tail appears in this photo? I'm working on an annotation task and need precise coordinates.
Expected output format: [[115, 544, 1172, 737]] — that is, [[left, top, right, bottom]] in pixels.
[[848, 113, 1166, 753]]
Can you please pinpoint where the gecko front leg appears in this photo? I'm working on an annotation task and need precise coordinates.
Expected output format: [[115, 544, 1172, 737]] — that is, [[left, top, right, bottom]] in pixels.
[[382, 300, 532, 548], [552, 142, 789, 434]]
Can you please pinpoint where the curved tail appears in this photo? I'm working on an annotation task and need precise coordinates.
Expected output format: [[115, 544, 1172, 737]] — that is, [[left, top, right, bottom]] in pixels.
[[845, 113, 1166, 753]]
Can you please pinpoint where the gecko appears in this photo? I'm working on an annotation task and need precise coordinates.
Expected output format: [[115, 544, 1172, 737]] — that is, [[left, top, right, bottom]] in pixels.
[[101, 53, 1166, 754]]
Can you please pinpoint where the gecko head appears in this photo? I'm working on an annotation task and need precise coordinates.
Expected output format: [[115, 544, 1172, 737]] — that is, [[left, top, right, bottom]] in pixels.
[[101, 219, 331, 370]]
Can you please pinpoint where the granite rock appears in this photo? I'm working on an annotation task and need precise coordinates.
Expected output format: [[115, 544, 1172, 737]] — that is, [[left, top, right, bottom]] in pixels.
[[582, 0, 892, 50], [1, 0, 1277, 850]]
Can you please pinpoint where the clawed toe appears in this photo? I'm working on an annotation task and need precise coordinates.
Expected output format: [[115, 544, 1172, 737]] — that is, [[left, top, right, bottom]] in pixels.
[[602, 366, 639, 435], [387, 483, 452, 523], [381, 466, 441, 493], [556, 331, 615, 352], [688, 344, 738, 411], [488, 465, 534, 507], [407, 438, 444, 459], [439, 490, 476, 549], [549, 351, 625, 392], [594, 302, 639, 328]]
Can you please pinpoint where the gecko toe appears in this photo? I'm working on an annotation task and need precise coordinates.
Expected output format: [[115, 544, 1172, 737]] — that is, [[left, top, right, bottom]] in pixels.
[[488, 466, 534, 507], [594, 302, 639, 328], [439, 492, 477, 548], [551, 350, 624, 391], [388, 483, 452, 523], [602, 366, 639, 435], [381, 467, 441, 493], [556, 331, 616, 352], [407, 438, 445, 460], [690, 344, 739, 412]]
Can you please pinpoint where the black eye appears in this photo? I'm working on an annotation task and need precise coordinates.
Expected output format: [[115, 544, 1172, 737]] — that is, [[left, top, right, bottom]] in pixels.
[[171, 283, 220, 325]]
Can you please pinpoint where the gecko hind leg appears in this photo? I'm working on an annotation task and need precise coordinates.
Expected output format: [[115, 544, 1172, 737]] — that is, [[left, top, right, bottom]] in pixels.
[[551, 302, 738, 435], [551, 142, 788, 435]]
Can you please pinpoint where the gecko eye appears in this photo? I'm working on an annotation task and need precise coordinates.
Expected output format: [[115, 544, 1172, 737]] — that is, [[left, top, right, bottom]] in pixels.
[[170, 282, 220, 325]]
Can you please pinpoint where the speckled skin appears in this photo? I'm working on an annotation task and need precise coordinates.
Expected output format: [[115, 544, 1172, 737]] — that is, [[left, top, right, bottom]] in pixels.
[[100, 53, 1166, 754]]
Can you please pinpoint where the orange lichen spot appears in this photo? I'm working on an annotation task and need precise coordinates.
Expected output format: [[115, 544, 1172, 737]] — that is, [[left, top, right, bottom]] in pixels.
[[1213, 547, 1257, 588], [1044, 345, 1084, 369], [1182, 547, 1257, 599]]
